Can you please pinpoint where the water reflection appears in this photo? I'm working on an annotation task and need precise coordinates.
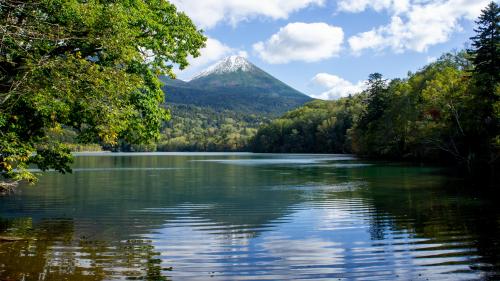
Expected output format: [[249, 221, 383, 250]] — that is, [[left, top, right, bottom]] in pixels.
[[0, 153, 499, 280], [0, 218, 167, 281]]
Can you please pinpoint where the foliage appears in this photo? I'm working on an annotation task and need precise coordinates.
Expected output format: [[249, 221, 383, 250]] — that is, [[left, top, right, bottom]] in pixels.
[[253, 2, 499, 175], [469, 2, 500, 93], [0, 0, 206, 183], [467, 1, 500, 164], [251, 98, 363, 153], [157, 104, 266, 152], [253, 1, 499, 173]]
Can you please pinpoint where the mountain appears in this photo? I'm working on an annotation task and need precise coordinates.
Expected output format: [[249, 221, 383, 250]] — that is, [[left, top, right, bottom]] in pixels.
[[161, 55, 312, 116], [157, 56, 313, 152]]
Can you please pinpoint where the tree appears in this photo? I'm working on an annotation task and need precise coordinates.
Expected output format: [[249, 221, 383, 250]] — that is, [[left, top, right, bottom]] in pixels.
[[349, 73, 390, 156], [251, 99, 361, 154], [469, 1, 500, 93], [467, 1, 500, 165], [0, 0, 206, 186], [358, 73, 388, 130], [420, 64, 471, 164]]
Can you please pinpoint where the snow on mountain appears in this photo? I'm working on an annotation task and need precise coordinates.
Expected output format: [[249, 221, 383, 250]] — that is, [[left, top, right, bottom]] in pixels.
[[191, 56, 254, 81]]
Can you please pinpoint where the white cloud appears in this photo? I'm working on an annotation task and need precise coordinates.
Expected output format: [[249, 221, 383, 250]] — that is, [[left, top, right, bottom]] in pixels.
[[237, 50, 249, 58], [310, 73, 366, 100], [337, 0, 410, 14], [253, 22, 344, 64], [346, 0, 490, 54], [186, 37, 233, 69], [170, 0, 324, 29]]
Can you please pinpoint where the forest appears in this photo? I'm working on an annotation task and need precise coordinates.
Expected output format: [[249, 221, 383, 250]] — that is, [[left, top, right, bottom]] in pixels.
[[121, 104, 266, 152], [252, 2, 499, 175], [0, 1, 498, 188], [159, 104, 264, 152]]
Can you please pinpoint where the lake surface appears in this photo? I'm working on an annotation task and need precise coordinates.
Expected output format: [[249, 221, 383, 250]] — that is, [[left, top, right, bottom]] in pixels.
[[0, 153, 499, 280]]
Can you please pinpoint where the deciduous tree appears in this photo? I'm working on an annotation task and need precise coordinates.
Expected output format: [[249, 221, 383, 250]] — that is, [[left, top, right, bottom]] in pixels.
[[0, 0, 206, 185]]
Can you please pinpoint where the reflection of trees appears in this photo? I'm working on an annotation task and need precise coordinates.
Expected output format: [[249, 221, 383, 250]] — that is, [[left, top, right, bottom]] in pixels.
[[8, 155, 316, 234], [330, 164, 500, 278], [2, 155, 499, 279], [0, 217, 169, 281]]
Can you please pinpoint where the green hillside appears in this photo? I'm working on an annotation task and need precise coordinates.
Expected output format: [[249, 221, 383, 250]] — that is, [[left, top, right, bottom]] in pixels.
[[156, 56, 313, 151], [161, 56, 312, 117]]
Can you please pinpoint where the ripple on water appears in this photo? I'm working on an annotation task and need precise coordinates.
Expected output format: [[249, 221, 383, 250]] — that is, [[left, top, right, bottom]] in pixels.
[[191, 155, 357, 166], [122, 200, 486, 281], [0, 153, 498, 281]]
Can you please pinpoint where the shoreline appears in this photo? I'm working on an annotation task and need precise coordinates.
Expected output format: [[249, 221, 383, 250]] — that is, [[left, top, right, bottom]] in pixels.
[[0, 182, 17, 195]]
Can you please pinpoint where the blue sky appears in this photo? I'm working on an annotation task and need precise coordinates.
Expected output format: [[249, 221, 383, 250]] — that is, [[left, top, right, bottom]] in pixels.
[[170, 0, 491, 99]]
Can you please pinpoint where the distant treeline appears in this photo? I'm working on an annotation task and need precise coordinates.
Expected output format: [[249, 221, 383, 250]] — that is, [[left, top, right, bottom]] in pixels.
[[251, 3, 499, 174], [109, 103, 266, 152], [157, 104, 266, 152], [57, 103, 266, 153], [252, 48, 498, 172]]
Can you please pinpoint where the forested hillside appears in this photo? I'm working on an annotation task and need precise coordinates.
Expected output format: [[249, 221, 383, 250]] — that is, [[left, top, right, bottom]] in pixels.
[[158, 104, 268, 151], [154, 55, 311, 151], [252, 3, 499, 175]]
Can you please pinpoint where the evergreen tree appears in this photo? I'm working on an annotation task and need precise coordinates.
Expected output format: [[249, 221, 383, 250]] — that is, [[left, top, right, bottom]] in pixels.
[[467, 1, 500, 164], [359, 73, 388, 130], [469, 1, 500, 93]]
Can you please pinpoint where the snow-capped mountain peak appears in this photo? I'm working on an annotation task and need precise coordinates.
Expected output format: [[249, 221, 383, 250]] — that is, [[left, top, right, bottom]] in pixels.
[[191, 55, 253, 80]]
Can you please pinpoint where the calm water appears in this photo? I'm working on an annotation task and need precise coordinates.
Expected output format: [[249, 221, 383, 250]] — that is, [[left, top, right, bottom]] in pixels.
[[0, 153, 499, 280]]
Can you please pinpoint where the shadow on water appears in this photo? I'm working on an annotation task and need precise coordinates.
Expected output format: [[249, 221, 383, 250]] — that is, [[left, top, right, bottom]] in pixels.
[[0, 153, 498, 280]]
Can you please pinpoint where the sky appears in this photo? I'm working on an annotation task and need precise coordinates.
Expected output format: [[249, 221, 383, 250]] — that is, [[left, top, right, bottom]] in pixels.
[[170, 0, 492, 100]]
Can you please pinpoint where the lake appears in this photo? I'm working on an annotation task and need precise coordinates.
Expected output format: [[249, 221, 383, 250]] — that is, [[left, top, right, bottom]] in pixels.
[[0, 153, 499, 280]]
